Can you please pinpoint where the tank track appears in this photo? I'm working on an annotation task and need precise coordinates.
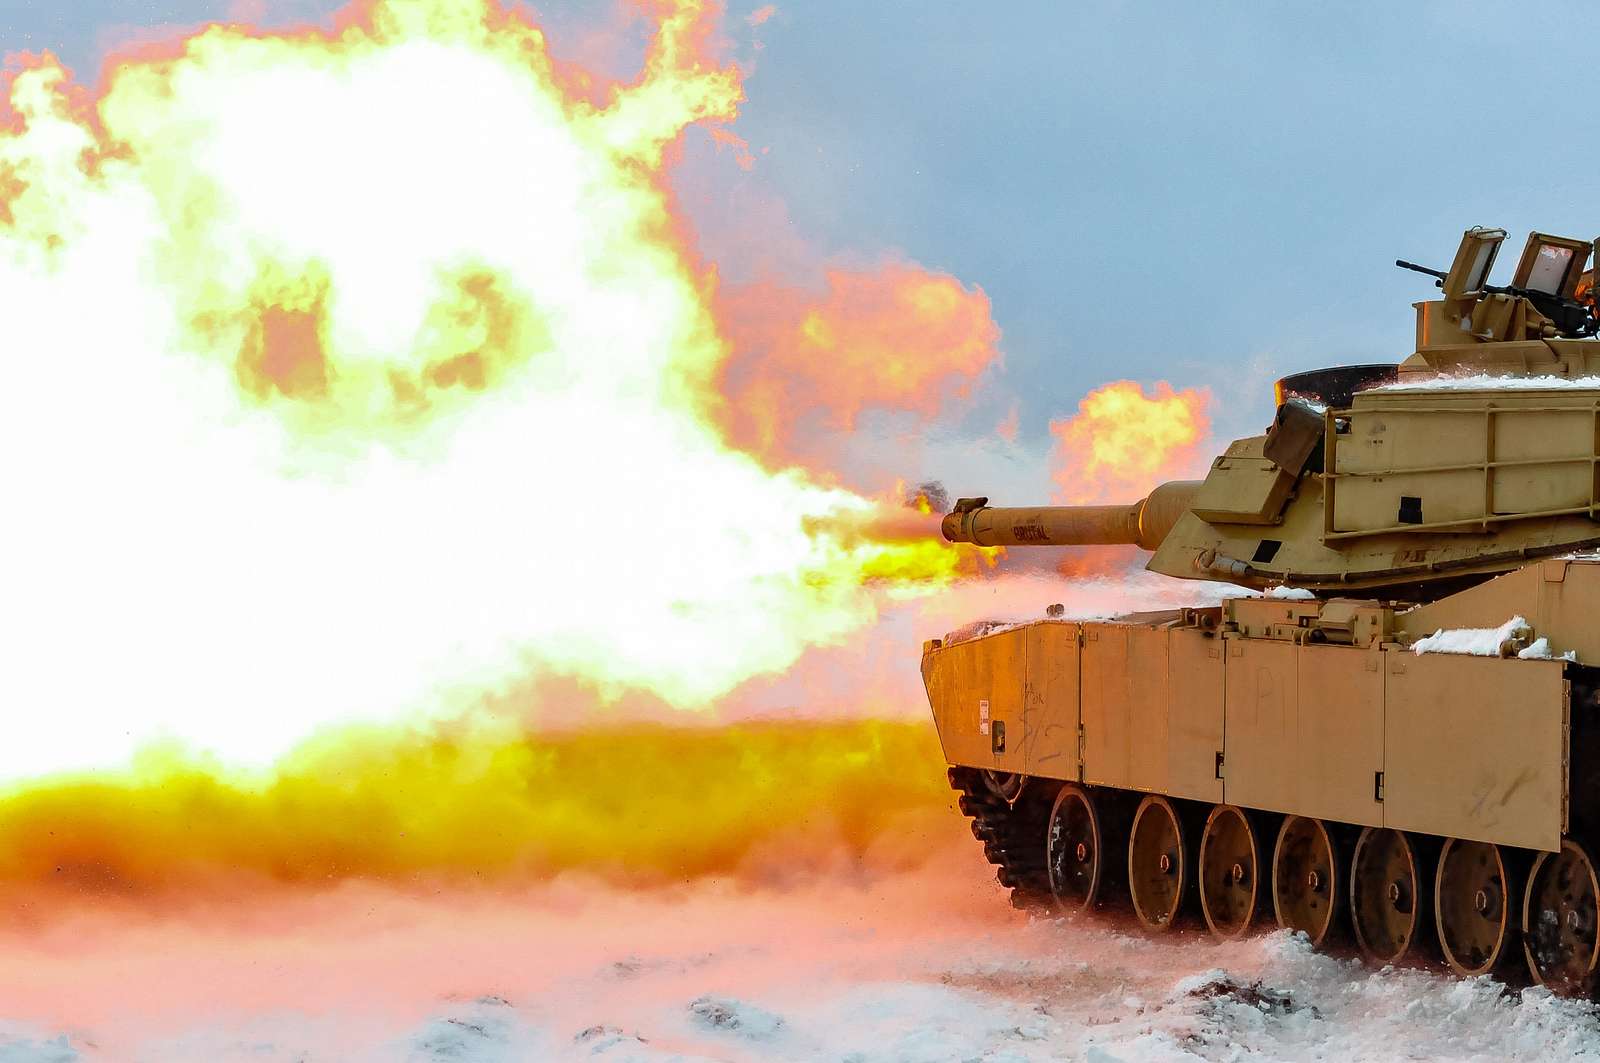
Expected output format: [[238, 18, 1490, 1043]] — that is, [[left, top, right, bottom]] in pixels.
[[947, 766, 1058, 908], [944, 703, 1600, 997]]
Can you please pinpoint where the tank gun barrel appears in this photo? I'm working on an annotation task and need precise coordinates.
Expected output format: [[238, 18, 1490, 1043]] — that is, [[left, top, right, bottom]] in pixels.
[[941, 481, 1202, 552]]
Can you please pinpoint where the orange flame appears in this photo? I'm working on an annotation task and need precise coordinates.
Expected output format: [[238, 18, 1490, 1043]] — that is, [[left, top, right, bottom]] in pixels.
[[717, 262, 1003, 467], [1048, 380, 1211, 505], [1036, 380, 1211, 580]]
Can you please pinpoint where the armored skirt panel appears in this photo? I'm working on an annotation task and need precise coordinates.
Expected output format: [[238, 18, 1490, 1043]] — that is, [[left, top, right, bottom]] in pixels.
[[922, 619, 1568, 853]]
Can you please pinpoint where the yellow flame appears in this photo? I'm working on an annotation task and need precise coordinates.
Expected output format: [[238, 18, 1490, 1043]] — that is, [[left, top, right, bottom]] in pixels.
[[0, 719, 951, 906], [0, 0, 968, 780]]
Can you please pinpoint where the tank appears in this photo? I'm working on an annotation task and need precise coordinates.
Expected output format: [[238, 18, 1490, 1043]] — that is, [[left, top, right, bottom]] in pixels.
[[924, 226, 1600, 992]]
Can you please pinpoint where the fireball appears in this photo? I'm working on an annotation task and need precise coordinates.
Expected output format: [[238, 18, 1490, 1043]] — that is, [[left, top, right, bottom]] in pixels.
[[0, 0, 973, 781], [1048, 379, 1211, 505]]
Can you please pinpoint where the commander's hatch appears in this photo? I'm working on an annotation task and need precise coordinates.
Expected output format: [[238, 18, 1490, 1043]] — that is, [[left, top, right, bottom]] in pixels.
[[1512, 232, 1590, 299], [1441, 226, 1504, 300]]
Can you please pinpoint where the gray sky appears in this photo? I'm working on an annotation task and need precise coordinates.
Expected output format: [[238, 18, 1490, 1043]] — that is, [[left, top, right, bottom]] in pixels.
[[6, 0, 1600, 470]]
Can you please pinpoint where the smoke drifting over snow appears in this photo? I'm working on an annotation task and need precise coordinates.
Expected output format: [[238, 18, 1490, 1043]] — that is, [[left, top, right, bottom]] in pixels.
[[5, 852, 1600, 1061]]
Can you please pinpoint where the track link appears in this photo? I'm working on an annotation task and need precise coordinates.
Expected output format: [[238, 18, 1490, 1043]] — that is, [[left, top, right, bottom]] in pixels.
[[948, 767, 1056, 908]]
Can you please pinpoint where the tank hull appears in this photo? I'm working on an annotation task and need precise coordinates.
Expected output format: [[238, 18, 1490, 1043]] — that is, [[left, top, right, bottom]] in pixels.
[[924, 561, 1600, 990]]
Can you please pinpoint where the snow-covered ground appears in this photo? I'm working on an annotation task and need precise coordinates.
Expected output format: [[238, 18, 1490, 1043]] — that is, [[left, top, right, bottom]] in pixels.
[[3, 845, 1598, 1062]]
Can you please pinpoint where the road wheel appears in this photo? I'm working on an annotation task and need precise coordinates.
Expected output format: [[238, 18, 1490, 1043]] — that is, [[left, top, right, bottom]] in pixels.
[[1046, 785, 1111, 913], [1435, 838, 1515, 977], [1198, 804, 1263, 940], [1523, 839, 1600, 994], [1350, 827, 1430, 965], [1128, 795, 1189, 931], [1272, 816, 1341, 945], [981, 770, 1026, 805]]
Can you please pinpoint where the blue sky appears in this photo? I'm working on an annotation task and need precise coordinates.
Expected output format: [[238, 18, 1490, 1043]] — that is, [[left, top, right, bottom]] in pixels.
[[6, 0, 1600, 475]]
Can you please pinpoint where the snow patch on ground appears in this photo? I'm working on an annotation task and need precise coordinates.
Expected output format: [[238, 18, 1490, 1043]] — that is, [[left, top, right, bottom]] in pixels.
[[0, 1032, 76, 1063], [687, 995, 785, 1040], [7, 868, 1600, 1060]]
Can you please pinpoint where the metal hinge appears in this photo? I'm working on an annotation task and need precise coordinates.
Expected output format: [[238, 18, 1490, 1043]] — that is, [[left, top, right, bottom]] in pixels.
[[1374, 771, 1385, 802], [1215, 751, 1225, 779]]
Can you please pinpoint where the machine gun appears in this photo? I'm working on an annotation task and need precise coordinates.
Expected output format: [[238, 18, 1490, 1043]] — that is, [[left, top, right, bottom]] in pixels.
[[1396, 228, 1600, 338]]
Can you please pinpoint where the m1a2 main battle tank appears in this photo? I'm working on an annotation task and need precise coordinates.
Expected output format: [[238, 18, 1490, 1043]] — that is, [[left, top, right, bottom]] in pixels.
[[923, 226, 1600, 992]]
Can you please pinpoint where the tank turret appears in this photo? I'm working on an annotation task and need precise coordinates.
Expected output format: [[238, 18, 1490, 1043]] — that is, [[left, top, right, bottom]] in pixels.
[[943, 228, 1600, 601]]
